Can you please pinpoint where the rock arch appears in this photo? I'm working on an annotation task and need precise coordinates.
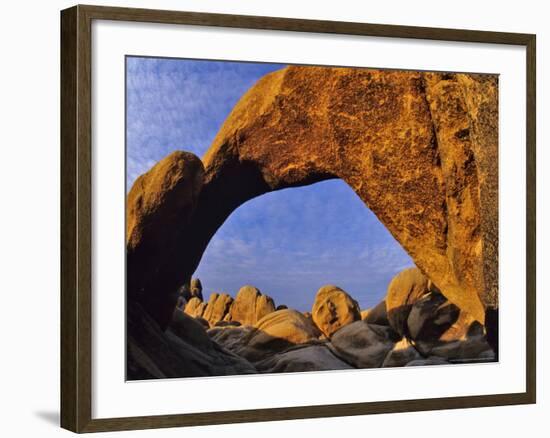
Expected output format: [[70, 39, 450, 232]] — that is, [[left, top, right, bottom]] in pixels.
[[126, 66, 498, 336]]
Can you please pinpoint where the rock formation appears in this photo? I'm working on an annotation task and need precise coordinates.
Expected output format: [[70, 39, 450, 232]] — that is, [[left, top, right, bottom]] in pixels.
[[427, 335, 494, 362], [312, 285, 361, 337], [385, 267, 437, 337], [125, 65, 499, 378], [202, 293, 233, 326], [361, 300, 390, 326], [208, 325, 256, 353], [385, 267, 485, 349], [126, 67, 498, 340], [128, 282, 495, 380], [177, 277, 203, 303], [127, 302, 256, 379], [198, 67, 497, 328], [406, 291, 460, 342], [238, 309, 323, 362], [224, 285, 276, 326], [126, 151, 204, 328], [382, 338, 423, 368], [328, 321, 397, 368], [254, 345, 352, 373], [183, 296, 206, 319]]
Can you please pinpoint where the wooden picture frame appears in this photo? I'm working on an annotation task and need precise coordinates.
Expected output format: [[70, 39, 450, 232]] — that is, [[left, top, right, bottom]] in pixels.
[[61, 4, 536, 433]]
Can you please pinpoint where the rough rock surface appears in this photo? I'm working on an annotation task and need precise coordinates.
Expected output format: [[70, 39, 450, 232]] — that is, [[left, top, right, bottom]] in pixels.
[[214, 320, 241, 328], [236, 309, 322, 362], [126, 151, 205, 328], [424, 73, 499, 316], [254, 345, 353, 373], [440, 311, 484, 342], [126, 67, 498, 338], [385, 268, 487, 355], [362, 300, 390, 326], [312, 285, 361, 337], [127, 303, 256, 379], [428, 336, 494, 362], [328, 321, 397, 368], [178, 277, 204, 302], [194, 316, 210, 329], [406, 291, 460, 342], [382, 338, 423, 367], [188, 278, 204, 301], [183, 297, 206, 319], [202, 293, 233, 325], [224, 285, 276, 326], [208, 325, 256, 353], [169, 309, 213, 347], [198, 67, 497, 326], [385, 267, 436, 337]]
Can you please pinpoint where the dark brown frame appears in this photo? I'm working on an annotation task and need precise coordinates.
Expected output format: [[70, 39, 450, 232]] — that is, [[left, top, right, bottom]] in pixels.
[[61, 4, 536, 433]]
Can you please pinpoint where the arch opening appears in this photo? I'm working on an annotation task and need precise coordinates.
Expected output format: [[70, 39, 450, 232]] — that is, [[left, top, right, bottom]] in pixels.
[[194, 179, 414, 312]]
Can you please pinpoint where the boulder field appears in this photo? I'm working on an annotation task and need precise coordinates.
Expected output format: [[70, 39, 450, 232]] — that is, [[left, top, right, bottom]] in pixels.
[[127, 272, 496, 379]]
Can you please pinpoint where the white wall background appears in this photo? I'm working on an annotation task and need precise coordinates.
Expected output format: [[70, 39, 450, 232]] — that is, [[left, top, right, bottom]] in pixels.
[[0, 0, 546, 436]]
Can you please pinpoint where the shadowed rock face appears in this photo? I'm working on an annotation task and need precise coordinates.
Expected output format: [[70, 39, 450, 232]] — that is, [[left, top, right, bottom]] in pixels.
[[362, 300, 389, 326], [328, 321, 397, 368], [127, 303, 256, 379], [126, 66, 498, 334], [126, 151, 205, 327], [386, 267, 439, 337]]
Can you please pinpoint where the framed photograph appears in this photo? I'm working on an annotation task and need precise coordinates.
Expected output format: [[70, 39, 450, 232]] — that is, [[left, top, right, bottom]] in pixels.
[[60, 4, 536, 433]]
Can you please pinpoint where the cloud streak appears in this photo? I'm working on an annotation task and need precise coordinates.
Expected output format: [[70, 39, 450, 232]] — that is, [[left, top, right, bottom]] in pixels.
[[126, 57, 284, 187]]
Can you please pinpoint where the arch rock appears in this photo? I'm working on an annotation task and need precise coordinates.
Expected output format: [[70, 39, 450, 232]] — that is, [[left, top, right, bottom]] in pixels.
[[126, 66, 498, 336]]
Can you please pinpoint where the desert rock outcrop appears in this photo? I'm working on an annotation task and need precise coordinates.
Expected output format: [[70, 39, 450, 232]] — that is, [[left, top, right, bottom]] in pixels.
[[381, 338, 422, 367], [184, 297, 207, 319], [362, 300, 390, 326], [224, 285, 276, 326], [126, 151, 205, 328], [125, 66, 499, 378], [236, 309, 322, 362], [178, 277, 204, 303], [385, 267, 437, 337], [328, 321, 397, 368], [385, 267, 486, 354], [202, 293, 233, 325], [406, 291, 460, 342], [127, 303, 256, 379], [312, 285, 361, 337], [126, 67, 498, 341], [198, 67, 497, 329]]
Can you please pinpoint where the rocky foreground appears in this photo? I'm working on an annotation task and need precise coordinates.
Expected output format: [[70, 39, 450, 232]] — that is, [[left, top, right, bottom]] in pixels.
[[127, 267, 495, 380]]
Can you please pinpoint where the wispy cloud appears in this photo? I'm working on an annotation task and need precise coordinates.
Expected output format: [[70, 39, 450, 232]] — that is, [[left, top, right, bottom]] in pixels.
[[126, 57, 284, 188]]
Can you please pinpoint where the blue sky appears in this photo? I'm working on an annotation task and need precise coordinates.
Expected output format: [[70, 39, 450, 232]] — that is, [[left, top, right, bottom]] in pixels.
[[126, 57, 414, 311]]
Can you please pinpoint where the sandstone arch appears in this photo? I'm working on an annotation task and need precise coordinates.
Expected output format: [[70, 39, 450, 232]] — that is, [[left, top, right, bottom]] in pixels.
[[127, 66, 498, 337]]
